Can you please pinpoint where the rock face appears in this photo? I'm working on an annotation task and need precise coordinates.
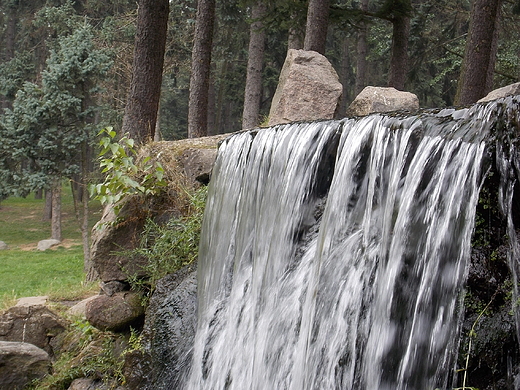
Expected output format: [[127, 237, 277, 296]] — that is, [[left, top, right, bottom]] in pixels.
[[346, 86, 419, 116], [0, 340, 50, 390], [125, 264, 198, 390], [0, 304, 67, 355], [90, 134, 228, 284], [268, 49, 343, 126], [179, 148, 219, 185], [85, 292, 145, 332]]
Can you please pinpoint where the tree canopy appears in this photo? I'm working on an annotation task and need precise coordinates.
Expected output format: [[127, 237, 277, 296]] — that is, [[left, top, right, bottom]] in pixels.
[[1, 0, 519, 147]]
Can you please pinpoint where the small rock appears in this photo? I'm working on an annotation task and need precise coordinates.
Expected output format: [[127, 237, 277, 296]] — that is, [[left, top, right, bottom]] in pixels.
[[346, 86, 419, 116], [37, 239, 61, 251], [0, 340, 51, 390], [0, 241, 8, 250]]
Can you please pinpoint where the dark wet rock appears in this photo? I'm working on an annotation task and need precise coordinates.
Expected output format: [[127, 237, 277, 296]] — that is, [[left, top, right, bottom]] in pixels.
[[127, 263, 198, 390]]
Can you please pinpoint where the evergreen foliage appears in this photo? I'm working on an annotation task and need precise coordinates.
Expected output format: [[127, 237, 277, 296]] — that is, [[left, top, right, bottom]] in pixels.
[[0, 9, 111, 197]]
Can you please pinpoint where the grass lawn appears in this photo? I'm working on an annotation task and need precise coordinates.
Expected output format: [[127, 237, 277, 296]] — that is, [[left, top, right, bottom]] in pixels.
[[0, 184, 103, 308]]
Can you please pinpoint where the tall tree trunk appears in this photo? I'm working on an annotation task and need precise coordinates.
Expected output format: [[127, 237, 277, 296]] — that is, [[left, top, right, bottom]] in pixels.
[[215, 60, 229, 133], [387, 14, 410, 90], [121, 0, 169, 145], [188, 0, 216, 138], [355, 0, 369, 95], [242, 2, 267, 130], [51, 179, 62, 241], [455, 0, 501, 105], [75, 140, 93, 277], [303, 0, 330, 55]]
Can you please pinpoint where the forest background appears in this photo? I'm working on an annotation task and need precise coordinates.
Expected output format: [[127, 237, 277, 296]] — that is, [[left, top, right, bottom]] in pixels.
[[2, 0, 519, 142], [0, 0, 518, 270]]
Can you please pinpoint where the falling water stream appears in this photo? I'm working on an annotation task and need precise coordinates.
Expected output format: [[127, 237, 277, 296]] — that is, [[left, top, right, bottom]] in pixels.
[[186, 97, 520, 389]]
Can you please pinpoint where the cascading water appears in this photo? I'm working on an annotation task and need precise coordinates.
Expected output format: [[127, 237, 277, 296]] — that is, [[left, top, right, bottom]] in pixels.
[[186, 97, 520, 390]]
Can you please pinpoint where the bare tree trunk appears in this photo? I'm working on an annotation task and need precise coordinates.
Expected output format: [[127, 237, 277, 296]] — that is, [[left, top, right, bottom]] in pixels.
[[387, 14, 410, 90], [51, 179, 62, 241], [303, 0, 330, 55], [288, 28, 303, 50], [121, 0, 169, 145], [355, 0, 369, 95], [287, 6, 305, 50], [44, 189, 52, 221], [207, 76, 216, 135], [242, 2, 267, 130], [455, 0, 501, 105], [338, 37, 352, 114], [188, 0, 216, 138], [70, 139, 95, 278]]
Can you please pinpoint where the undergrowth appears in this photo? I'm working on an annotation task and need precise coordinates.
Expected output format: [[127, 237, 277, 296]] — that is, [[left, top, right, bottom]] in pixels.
[[125, 185, 207, 301], [28, 319, 126, 390]]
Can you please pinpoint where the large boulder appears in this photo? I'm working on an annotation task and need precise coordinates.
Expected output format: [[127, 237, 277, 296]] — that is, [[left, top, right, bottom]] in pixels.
[[0, 304, 67, 356], [0, 340, 51, 390], [268, 49, 343, 126], [86, 292, 145, 332], [346, 86, 419, 116], [90, 134, 228, 283]]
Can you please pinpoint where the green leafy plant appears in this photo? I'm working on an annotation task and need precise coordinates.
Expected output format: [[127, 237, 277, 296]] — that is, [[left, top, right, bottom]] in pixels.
[[89, 127, 167, 213], [125, 186, 207, 299]]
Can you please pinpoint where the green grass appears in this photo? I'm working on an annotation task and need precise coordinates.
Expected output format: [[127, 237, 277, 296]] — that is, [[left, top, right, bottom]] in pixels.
[[0, 246, 87, 301], [0, 184, 102, 308], [0, 184, 102, 247]]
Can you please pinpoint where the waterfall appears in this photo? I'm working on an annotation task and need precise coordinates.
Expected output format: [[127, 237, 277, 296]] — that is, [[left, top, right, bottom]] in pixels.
[[187, 97, 520, 389]]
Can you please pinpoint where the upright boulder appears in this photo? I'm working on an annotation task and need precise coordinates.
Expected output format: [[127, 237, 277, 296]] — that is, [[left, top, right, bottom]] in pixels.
[[346, 86, 419, 116], [268, 49, 343, 126], [0, 341, 50, 390]]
